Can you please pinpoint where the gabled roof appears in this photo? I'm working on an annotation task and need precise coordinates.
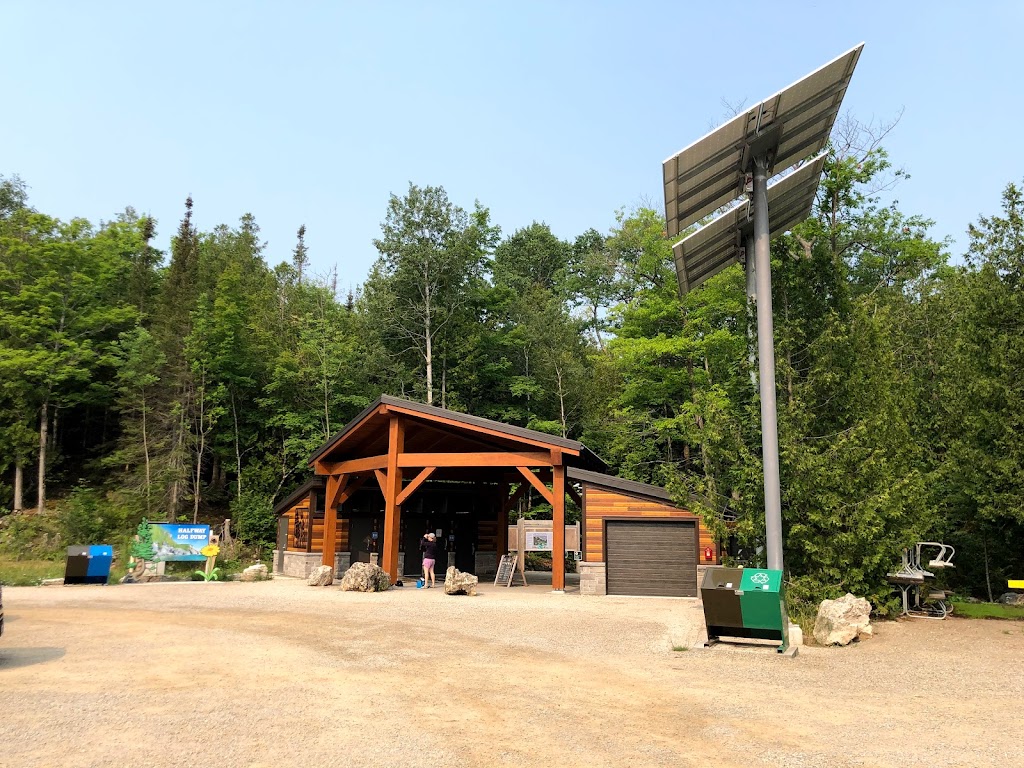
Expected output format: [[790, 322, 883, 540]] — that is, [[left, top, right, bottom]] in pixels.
[[273, 476, 326, 516], [567, 466, 677, 505], [308, 394, 606, 470]]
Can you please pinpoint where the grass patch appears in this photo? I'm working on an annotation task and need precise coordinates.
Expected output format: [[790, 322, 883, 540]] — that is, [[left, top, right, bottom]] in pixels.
[[0, 558, 65, 586], [953, 601, 1024, 621], [672, 645, 688, 652]]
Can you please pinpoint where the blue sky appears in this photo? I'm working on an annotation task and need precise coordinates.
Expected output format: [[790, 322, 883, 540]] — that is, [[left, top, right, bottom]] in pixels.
[[3, 2, 1021, 285]]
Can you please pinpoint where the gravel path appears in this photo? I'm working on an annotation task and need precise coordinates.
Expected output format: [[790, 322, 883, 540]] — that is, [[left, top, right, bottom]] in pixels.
[[1, 578, 1019, 767]]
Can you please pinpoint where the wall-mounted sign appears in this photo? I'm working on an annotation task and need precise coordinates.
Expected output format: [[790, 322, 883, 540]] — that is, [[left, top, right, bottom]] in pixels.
[[525, 531, 553, 552], [151, 524, 210, 562]]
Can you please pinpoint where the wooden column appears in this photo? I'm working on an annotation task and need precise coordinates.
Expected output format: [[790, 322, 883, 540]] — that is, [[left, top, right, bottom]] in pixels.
[[552, 464, 566, 591], [322, 478, 339, 566], [382, 415, 404, 583], [497, 480, 509, 558]]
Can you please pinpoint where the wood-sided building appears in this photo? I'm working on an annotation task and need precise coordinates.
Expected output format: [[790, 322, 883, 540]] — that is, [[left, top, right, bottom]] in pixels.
[[272, 395, 718, 596], [570, 467, 720, 597]]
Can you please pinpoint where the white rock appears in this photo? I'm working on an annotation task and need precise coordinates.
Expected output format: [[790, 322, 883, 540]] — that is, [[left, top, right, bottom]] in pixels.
[[307, 565, 334, 586], [813, 593, 873, 646], [338, 562, 391, 592], [240, 564, 269, 582], [443, 566, 478, 596]]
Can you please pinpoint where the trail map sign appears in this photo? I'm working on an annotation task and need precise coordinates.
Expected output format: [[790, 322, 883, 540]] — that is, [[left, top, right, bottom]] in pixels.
[[150, 524, 210, 562], [524, 531, 553, 551]]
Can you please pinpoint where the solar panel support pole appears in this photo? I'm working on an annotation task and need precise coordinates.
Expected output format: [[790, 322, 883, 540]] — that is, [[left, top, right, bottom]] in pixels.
[[752, 156, 784, 573]]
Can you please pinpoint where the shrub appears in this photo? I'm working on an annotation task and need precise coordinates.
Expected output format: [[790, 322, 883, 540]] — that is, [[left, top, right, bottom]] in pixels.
[[233, 491, 276, 547]]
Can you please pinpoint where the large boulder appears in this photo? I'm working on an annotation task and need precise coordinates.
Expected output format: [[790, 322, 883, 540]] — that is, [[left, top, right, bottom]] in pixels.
[[307, 565, 334, 586], [339, 562, 391, 592], [814, 593, 873, 646], [443, 566, 478, 596], [998, 592, 1024, 606], [240, 563, 269, 582]]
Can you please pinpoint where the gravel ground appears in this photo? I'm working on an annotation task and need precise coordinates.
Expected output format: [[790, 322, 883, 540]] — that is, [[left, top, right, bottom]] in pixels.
[[0, 578, 1020, 768]]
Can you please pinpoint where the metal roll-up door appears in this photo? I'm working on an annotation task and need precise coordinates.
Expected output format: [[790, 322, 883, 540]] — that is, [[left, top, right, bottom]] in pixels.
[[605, 520, 698, 597]]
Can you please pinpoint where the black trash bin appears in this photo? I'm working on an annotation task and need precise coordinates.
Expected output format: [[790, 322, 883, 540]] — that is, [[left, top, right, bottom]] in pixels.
[[701, 566, 745, 638], [64, 545, 91, 584]]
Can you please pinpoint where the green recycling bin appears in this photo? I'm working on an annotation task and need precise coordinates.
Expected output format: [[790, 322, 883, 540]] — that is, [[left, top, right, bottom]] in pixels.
[[701, 566, 790, 653]]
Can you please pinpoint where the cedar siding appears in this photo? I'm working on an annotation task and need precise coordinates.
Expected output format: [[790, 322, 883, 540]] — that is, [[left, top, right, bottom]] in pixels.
[[579, 483, 718, 565]]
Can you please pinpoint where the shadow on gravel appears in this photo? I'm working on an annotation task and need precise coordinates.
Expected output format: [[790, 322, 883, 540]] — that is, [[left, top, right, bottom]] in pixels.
[[0, 646, 66, 670]]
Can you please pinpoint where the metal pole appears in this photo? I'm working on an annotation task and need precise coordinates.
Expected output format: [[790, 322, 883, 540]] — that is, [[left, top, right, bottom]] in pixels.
[[752, 156, 784, 573]]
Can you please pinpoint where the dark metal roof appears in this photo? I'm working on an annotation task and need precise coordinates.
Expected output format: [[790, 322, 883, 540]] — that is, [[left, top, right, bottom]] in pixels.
[[566, 467, 676, 505], [273, 475, 326, 516], [308, 394, 606, 469]]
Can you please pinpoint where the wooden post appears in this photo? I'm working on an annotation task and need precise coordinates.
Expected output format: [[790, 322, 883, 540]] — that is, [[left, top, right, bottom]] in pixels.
[[321, 481, 339, 566], [382, 415, 404, 583], [497, 480, 509, 559], [552, 464, 565, 591]]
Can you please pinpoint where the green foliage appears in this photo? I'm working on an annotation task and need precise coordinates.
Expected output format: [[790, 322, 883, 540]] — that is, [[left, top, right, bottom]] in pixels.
[[3, 151, 1024, 610], [232, 491, 276, 547], [57, 485, 127, 545]]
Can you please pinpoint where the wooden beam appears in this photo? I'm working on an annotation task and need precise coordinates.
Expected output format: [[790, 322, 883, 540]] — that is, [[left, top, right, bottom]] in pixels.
[[373, 468, 388, 496], [321, 454, 388, 475], [566, 484, 582, 508], [396, 466, 436, 506], [381, 416, 404, 583], [398, 452, 552, 468], [516, 466, 554, 506], [337, 475, 366, 507], [326, 474, 350, 511], [503, 482, 528, 515], [384, 403, 581, 456], [552, 464, 565, 591], [321, 475, 347, 566], [311, 405, 388, 469]]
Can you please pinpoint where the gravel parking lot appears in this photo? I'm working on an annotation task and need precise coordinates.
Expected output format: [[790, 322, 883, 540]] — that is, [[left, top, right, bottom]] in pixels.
[[1, 578, 1020, 768]]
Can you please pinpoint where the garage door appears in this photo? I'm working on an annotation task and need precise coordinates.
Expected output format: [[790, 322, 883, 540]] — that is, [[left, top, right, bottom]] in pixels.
[[605, 520, 698, 597]]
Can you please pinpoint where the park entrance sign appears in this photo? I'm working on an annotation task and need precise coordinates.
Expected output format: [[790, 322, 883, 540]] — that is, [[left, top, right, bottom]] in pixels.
[[151, 523, 211, 562], [661, 44, 864, 573]]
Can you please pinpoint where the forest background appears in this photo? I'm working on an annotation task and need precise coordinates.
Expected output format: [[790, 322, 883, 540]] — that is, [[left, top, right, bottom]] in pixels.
[[2, 122, 1022, 611]]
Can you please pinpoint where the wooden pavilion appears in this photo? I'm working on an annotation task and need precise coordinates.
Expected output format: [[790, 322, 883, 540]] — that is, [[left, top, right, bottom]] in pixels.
[[273, 395, 720, 595]]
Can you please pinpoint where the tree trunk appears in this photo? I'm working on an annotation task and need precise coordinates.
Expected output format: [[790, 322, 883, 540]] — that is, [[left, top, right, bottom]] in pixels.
[[425, 312, 433, 405], [37, 401, 48, 514], [232, 390, 242, 499], [141, 391, 151, 515], [13, 462, 23, 513], [983, 537, 994, 604], [556, 365, 568, 438]]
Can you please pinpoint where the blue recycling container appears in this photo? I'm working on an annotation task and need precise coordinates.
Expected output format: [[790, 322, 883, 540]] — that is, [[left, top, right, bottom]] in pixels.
[[85, 545, 113, 583]]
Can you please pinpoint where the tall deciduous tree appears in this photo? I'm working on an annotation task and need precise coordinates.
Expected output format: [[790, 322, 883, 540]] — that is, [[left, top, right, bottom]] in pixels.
[[366, 183, 499, 404]]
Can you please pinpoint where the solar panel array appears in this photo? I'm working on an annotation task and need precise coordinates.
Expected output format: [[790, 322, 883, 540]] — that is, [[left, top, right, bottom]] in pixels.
[[663, 43, 863, 239], [671, 153, 827, 294]]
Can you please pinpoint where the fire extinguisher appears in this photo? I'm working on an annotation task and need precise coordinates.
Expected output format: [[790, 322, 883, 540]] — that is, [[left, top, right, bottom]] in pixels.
[[704, 546, 714, 562]]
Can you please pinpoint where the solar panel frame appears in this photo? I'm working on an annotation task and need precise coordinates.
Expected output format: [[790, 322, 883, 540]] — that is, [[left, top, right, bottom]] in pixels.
[[663, 43, 863, 238], [671, 153, 827, 295]]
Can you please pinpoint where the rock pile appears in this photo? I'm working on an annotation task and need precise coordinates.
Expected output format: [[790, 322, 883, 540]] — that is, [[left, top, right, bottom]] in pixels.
[[443, 566, 479, 596], [813, 593, 873, 646], [339, 562, 391, 592]]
